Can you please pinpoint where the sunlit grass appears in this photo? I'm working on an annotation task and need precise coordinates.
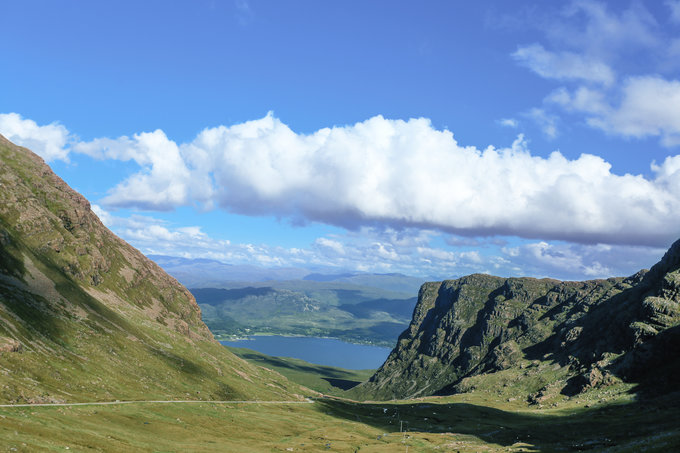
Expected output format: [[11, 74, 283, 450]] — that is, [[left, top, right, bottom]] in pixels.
[[1, 386, 678, 452]]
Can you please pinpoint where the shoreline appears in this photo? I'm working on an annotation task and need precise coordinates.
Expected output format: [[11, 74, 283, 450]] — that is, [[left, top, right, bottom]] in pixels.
[[215, 333, 395, 349]]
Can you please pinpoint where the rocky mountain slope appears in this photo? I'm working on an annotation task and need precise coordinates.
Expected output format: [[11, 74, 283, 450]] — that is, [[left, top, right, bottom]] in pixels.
[[0, 135, 302, 403], [353, 239, 680, 401]]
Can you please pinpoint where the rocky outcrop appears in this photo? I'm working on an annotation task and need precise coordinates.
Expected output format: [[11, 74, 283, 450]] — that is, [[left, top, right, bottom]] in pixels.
[[0, 336, 22, 352], [355, 239, 680, 400]]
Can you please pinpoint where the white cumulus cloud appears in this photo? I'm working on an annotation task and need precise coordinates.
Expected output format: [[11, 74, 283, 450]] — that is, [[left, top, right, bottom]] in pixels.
[[0, 113, 71, 161], [587, 76, 680, 146], [7, 113, 680, 248], [76, 114, 680, 247], [550, 76, 680, 147], [76, 130, 214, 210]]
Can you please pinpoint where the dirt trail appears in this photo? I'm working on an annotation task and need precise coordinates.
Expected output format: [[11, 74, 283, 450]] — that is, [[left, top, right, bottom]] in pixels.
[[0, 398, 315, 408]]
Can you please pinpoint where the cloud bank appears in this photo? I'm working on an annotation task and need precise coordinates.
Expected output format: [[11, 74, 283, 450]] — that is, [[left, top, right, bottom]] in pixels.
[[3, 112, 679, 248], [76, 114, 680, 247], [91, 204, 666, 281]]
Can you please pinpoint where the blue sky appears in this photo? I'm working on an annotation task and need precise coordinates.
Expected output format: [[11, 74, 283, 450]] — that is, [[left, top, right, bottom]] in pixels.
[[2, 0, 680, 280]]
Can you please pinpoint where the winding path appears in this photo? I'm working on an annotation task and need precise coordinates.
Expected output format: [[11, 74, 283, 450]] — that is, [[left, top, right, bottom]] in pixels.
[[0, 398, 315, 408]]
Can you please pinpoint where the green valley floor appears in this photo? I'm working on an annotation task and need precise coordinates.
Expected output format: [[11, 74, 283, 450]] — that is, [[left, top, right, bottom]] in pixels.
[[1, 382, 678, 452]]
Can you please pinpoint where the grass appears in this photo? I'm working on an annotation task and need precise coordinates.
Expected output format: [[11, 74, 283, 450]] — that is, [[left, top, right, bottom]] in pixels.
[[0, 137, 309, 406], [1, 339, 678, 452], [0, 388, 678, 452]]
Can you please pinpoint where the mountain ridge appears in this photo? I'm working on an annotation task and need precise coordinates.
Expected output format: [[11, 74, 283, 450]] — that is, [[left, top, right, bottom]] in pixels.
[[352, 238, 680, 401], [149, 253, 427, 294]]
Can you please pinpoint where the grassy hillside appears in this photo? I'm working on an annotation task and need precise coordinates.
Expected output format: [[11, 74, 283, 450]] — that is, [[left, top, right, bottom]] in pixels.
[[0, 135, 303, 403]]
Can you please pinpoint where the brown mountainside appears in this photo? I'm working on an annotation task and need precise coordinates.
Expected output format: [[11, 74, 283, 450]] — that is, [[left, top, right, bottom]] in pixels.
[[0, 135, 302, 403]]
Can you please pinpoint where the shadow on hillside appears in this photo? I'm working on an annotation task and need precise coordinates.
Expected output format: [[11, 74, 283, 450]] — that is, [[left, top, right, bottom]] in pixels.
[[318, 393, 680, 451], [191, 287, 275, 305], [614, 324, 680, 397], [0, 238, 66, 341], [234, 351, 358, 380], [33, 248, 217, 383], [523, 285, 642, 366], [332, 289, 369, 305], [321, 378, 361, 391], [338, 297, 418, 320], [149, 347, 205, 376], [521, 277, 680, 398]]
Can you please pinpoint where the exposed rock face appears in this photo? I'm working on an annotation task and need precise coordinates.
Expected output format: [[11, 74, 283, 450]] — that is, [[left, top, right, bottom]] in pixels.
[[0, 336, 21, 352], [356, 240, 680, 400], [0, 135, 300, 403]]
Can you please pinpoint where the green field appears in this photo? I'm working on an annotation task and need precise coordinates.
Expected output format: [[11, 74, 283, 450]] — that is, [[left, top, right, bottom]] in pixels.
[[4, 339, 678, 451], [1, 386, 678, 452]]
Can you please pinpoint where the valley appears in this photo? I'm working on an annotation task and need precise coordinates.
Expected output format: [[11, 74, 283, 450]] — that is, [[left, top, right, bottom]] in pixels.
[[5, 2, 680, 451], [0, 385, 677, 451], [1, 134, 679, 451]]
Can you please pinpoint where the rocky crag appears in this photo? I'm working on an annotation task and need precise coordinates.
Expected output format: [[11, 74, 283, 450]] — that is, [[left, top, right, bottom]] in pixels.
[[0, 135, 302, 403], [354, 239, 680, 401]]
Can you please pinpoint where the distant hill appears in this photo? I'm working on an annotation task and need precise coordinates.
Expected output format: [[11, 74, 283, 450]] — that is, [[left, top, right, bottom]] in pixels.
[[352, 238, 680, 401], [0, 135, 302, 403], [303, 272, 425, 294], [191, 285, 418, 346], [148, 255, 310, 285], [149, 255, 426, 294], [149, 256, 425, 345]]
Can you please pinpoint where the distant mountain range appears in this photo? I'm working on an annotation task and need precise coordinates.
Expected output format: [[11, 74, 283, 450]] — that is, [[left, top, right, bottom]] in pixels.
[[148, 255, 310, 283], [192, 284, 418, 346], [149, 254, 427, 294], [148, 256, 426, 345]]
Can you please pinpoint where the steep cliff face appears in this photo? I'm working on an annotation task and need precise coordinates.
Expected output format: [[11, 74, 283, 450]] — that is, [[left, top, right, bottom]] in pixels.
[[0, 135, 302, 403], [355, 240, 680, 400]]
